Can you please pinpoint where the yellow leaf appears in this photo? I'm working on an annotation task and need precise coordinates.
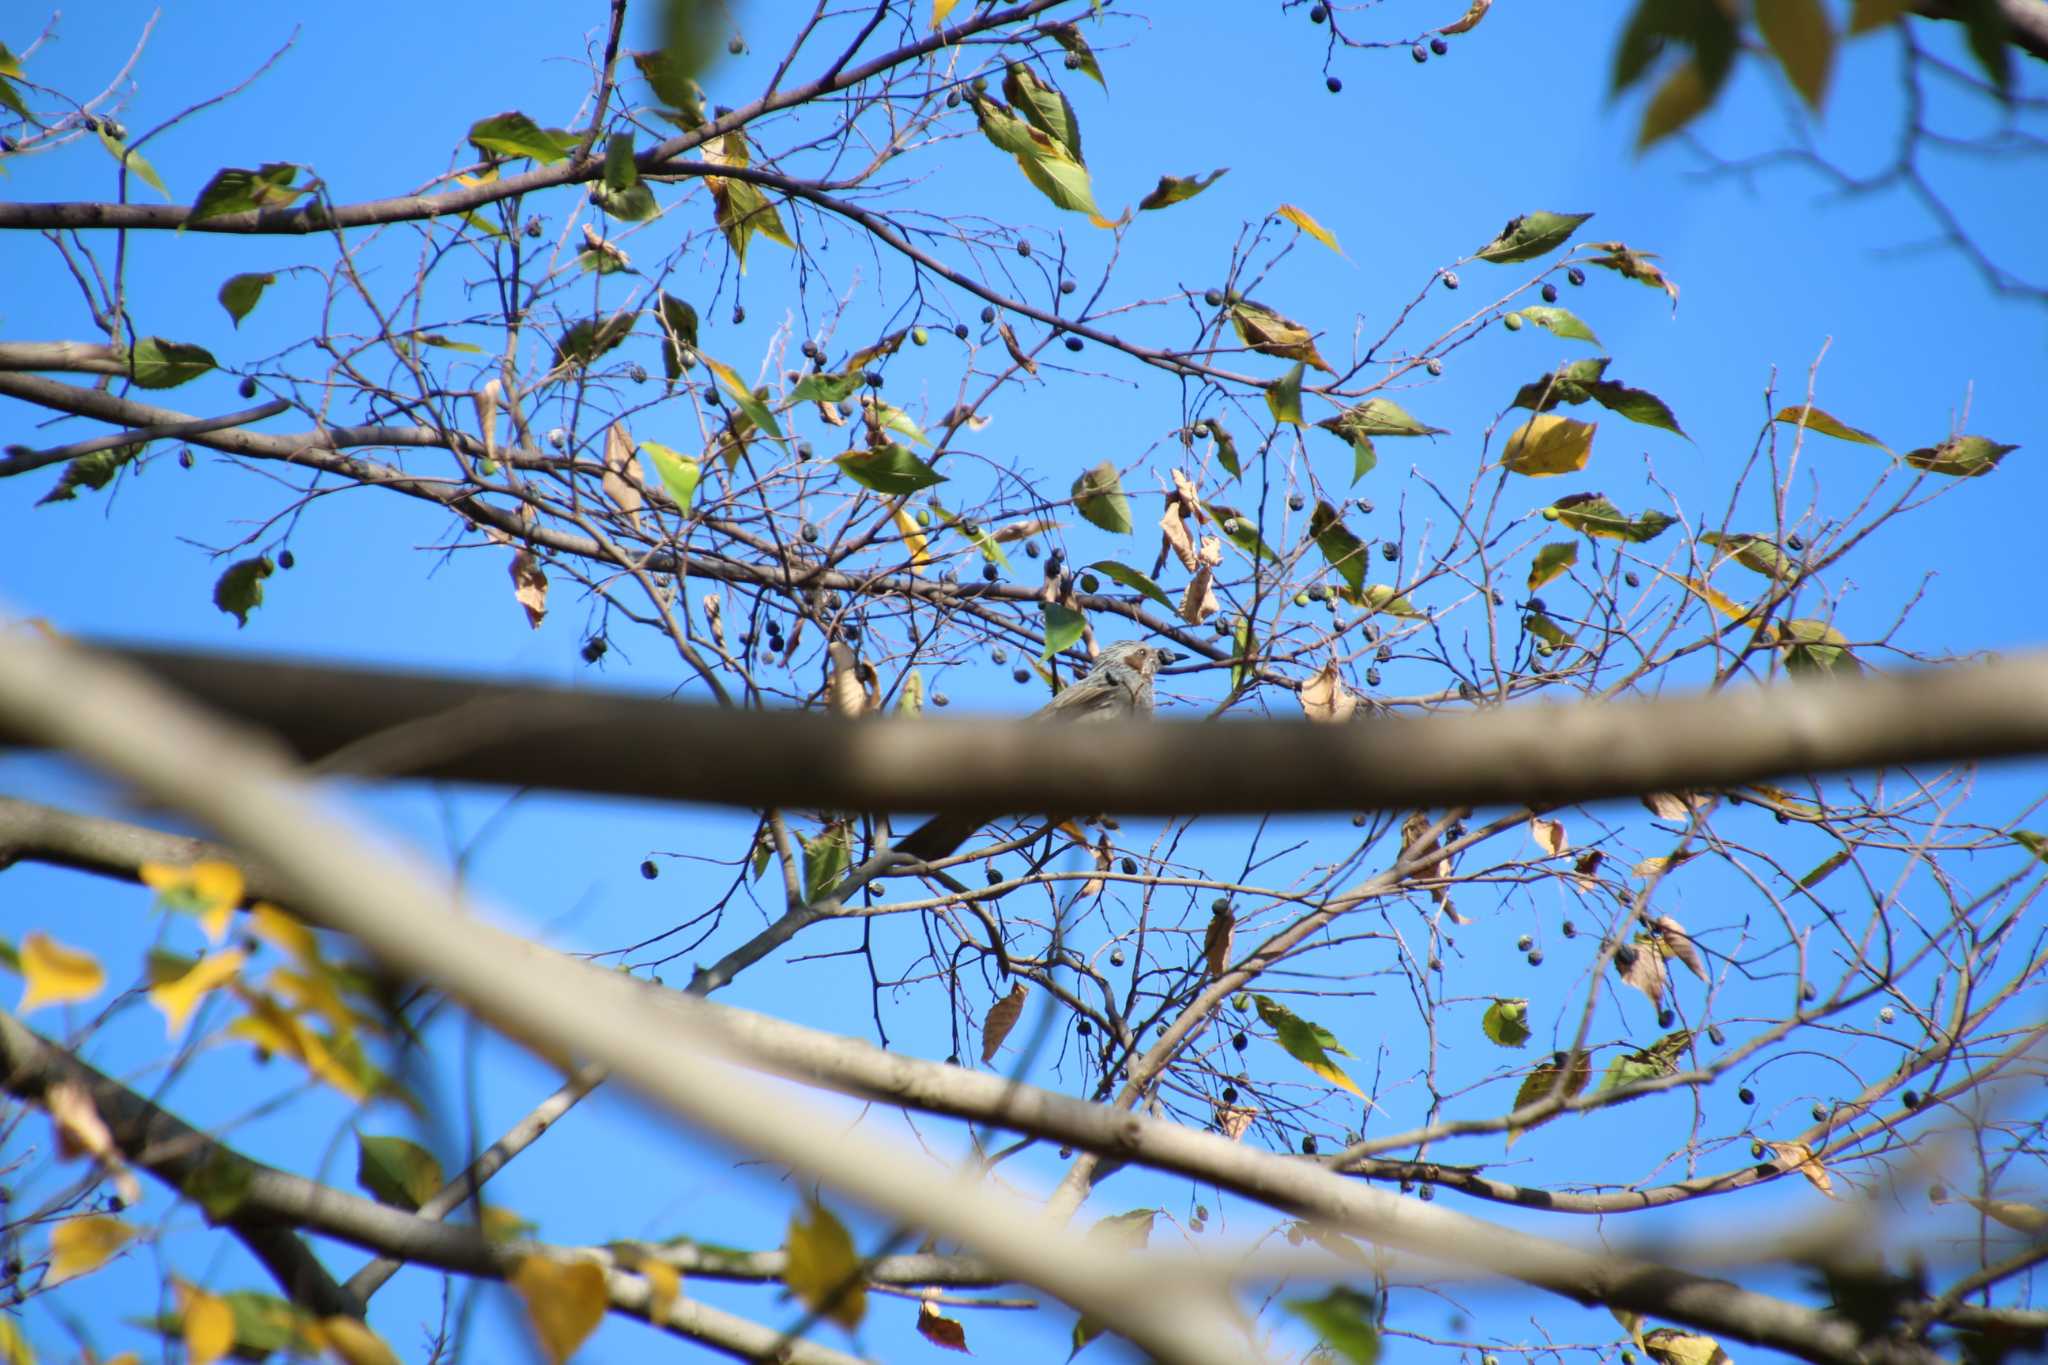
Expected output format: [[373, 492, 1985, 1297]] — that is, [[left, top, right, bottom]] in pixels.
[[1530, 817, 1567, 857], [250, 903, 320, 965], [148, 948, 247, 1036], [1275, 203, 1342, 255], [18, 932, 105, 1013], [227, 992, 371, 1102], [640, 1260, 682, 1324], [511, 1256, 609, 1364], [1301, 1052, 1366, 1098], [140, 859, 245, 942], [1767, 1141, 1837, 1198], [318, 1316, 402, 1365], [784, 1199, 867, 1330], [1675, 574, 1746, 620], [0, 1318, 31, 1365], [892, 505, 931, 572], [175, 1281, 236, 1365], [268, 964, 366, 1038], [1502, 413, 1596, 476], [931, 0, 961, 29], [43, 1079, 143, 1206], [46, 1214, 137, 1287], [1643, 1327, 1732, 1365]]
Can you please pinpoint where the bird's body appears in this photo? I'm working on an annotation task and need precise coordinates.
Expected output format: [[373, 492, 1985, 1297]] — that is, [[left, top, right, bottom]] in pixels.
[[890, 640, 1176, 864]]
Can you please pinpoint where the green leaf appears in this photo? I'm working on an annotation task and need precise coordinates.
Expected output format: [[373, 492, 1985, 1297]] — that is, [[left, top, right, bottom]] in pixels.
[[397, 332, 486, 355], [355, 1133, 443, 1211], [633, 47, 708, 125], [707, 131, 795, 269], [0, 44, 27, 119], [1512, 358, 1611, 412], [657, 293, 700, 384], [697, 355, 783, 442], [217, 273, 275, 328], [95, 124, 170, 199], [1287, 1288, 1380, 1365], [1084, 560, 1174, 612], [1351, 435, 1377, 482], [836, 443, 946, 495], [1585, 379, 1685, 436], [1230, 615, 1254, 696], [1773, 405, 1888, 450], [1482, 998, 1532, 1048], [1040, 21, 1107, 87], [1206, 417, 1241, 479], [187, 163, 310, 225], [37, 444, 143, 505], [1699, 531, 1792, 580], [1204, 503, 1278, 562], [800, 824, 853, 904], [1475, 211, 1593, 263], [1758, 0, 1835, 108], [1525, 610, 1573, 655], [1542, 492, 1675, 544], [2013, 831, 2048, 864], [1506, 1050, 1592, 1147], [1770, 618, 1860, 677], [1072, 461, 1132, 533], [126, 338, 217, 389], [1137, 168, 1228, 210], [1598, 1030, 1691, 1093], [969, 94, 1101, 216], [1798, 850, 1851, 888], [1527, 541, 1577, 591], [1317, 398, 1446, 440], [1003, 62, 1082, 161], [1252, 994, 1362, 1097], [213, 556, 274, 628], [1502, 413, 1597, 477], [457, 210, 506, 240], [934, 500, 1009, 566], [1352, 584, 1421, 617], [789, 371, 863, 405], [1042, 603, 1087, 659], [180, 1150, 256, 1220], [865, 397, 930, 447], [640, 441, 701, 514], [467, 111, 578, 164], [1228, 300, 1332, 373], [1509, 305, 1602, 346], [1903, 435, 2016, 478], [1582, 245, 1682, 311], [1309, 501, 1367, 593], [1957, 0, 2013, 95], [1265, 361, 1305, 425], [596, 132, 657, 221], [1637, 58, 1718, 150], [553, 313, 637, 369]]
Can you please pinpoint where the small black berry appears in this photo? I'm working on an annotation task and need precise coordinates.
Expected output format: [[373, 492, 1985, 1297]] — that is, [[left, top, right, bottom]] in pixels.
[[1232, 1031, 1248, 1051], [1365, 666, 1381, 687], [1567, 267, 1586, 287], [641, 859, 659, 879], [1060, 278, 1077, 295], [1411, 43, 1428, 62], [1204, 289, 1224, 307], [864, 368, 883, 387], [1441, 270, 1460, 290], [1077, 1018, 1092, 1036], [278, 549, 296, 571], [1658, 1009, 1676, 1029], [1517, 935, 1533, 952], [1013, 666, 1030, 683], [981, 305, 997, 324], [1526, 950, 1544, 965], [1064, 336, 1082, 352], [1326, 75, 1343, 93], [1301, 1134, 1319, 1155], [1111, 948, 1125, 966], [1425, 357, 1443, 376], [955, 323, 970, 339], [1380, 541, 1398, 561], [179, 449, 195, 469], [1430, 36, 1448, 55], [1541, 283, 1559, 304], [1221, 1084, 1238, 1103], [238, 376, 258, 400], [801, 523, 819, 543], [796, 440, 814, 460], [1902, 1090, 1921, 1109], [1288, 492, 1306, 511], [1016, 239, 1032, 258], [1708, 1026, 1725, 1045], [1625, 571, 1640, 588], [731, 304, 746, 324], [1120, 857, 1137, 875], [1309, 3, 1327, 19], [1738, 1087, 1755, 1105]]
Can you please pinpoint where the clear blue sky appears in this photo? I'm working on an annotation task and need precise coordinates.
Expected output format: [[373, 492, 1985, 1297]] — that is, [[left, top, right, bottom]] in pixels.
[[2, 3, 2042, 1363]]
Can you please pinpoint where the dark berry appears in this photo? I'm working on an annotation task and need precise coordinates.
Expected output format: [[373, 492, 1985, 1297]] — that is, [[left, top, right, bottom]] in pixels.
[[1326, 75, 1343, 93], [1204, 289, 1224, 307], [1527, 596, 1546, 613], [1411, 43, 1428, 62], [1120, 856, 1137, 875], [1441, 270, 1459, 290], [1658, 1009, 1676, 1029], [1013, 667, 1030, 683], [796, 440, 814, 460], [1541, 283, 1559, 304], [1375, 644, 1392, 662], [1016, 239, 1033, 258], [1288, 493, 1306, 512], [1221, 1084, 1238, 1104], [980, 306, 996, 325], [932, 692, 949, 707], [1309, 3, 1327, 19], [955, 323, 970, 339], [1355, 498, 1374, 514], [1079, 573, 1100, 593], [1060, 278, 1077, 295], [1738, 1087, 1755, 1105], [525, 216, 543, 238], [1561, 920, 1576, 938], [864, 368, 882, 387], [640, 859, 659, 879], [727, 36, 745, 55], [1615, 944, 1639, 969], [1232, 1031, 1248, 1051], [1111, 949, 1125, 966], [1064, 336, 1083, 352], [1567, 267, 1586, 287], [1365, 666, 1381, 687], [1425, 357, 1443, 376], [238, 376, 258, 400], [1801, 983, 1817, 1001], [1811, 1103, 1828, 1122], [1380, 541, 1398, 561], [946, 90, 960, 108], [1526, 950, 1544, 965], [1430, 36, 1449, 55], [802, 339, 822, 361], [1708, 1026, 1725, 1045], [801, 523, 819, 543], [1785, 534, 1804, 552], [1301, 1134, 1319, 1155], [1902, 1090, 1921, 1109], [731, 304, 746, 324], [278, 549, 296, 571], [1517, 935, 1533, 952], [1077, 1018, 1092, 1035], [1625, 571, 1641, 588], [982, 562, 1000, 581], [179, 449, 195, 469], [704, 384, 723, 405], [1418, 1186, 1433, 1201]]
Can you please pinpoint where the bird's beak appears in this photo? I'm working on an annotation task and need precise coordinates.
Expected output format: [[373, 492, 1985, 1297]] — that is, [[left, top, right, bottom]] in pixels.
[[1157, 650, 1185, 666]]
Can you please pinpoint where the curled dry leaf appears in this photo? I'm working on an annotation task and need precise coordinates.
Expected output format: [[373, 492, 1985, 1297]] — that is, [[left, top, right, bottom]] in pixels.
[[1299, 660, 1357, 723], [1440, 0, 1492, 34], [828, 642, 871, 718], [1160, 494, 1197, 572], [1216, 1104, 1259, 1141], [993, 517, 1060, 543], [1530, 816, 1567, 857], [1642, 791, 1710, 821], [1652, 914, 1706, 980], [45, 1079, 145, 1208], [1203, 904, 1236, 979], [473, 377, 501, 464], [1571, 849, 1604, 890], [916, 1300, 971, 1354], [1766, 1141, 1837, 1198], [1080, 832, 1112, 896], [980, 982, 1028, 1064], [509, 550, 547, 628], [1400, 810, 1453, 904], [701, 592, 726, 652], [1616, 938, 1668, 1005], [995, 320, 1037, 374], [602, 421, 643, 527]]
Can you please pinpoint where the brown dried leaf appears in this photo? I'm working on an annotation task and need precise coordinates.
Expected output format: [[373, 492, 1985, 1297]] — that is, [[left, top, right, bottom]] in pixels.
[[701, 592, 727, 652], [1440, 0, 1492, 34], [916, 1300, 971, 1353], [995, 320, 1037, 375], [1634, 850, 1697, 878], [1080, 833, 1111, 897], [1530, 817, 1568, 858], [1160, 497, 1198, 573], [1299, 660, 1357, 723], [1642, 791, 1712, 820], [1571, 849, 1604, 890], [993, 518, 1060, 543], [980, 982, 1028, 1064], [828, 643, 871, 718], [1203, 906, 1235, 980], [603, 421, 644, 527], [473, 378, 501, 465], [1216, 1105, 1258, 1141], [1170, 467, 1204, 512], [1616, 937, 1668, 1005], [45, 1080, 144, 1216], [509, 550, 547, 628], [1961, 1198, 2048, 1236], [1767, 1141, 1837, 1198], [1649, 915, 1706, 980]]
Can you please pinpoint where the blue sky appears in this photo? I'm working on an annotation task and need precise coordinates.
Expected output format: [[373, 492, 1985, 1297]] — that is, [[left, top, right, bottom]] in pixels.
[[2, 3, 2043, 1363]]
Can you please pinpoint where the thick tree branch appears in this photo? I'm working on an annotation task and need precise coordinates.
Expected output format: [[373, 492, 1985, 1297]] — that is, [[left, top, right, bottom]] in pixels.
[[3, 641, 2041, 824]]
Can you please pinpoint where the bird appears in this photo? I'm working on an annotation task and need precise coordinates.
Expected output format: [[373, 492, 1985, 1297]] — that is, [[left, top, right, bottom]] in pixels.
[[889, 639, 1179, 865]]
